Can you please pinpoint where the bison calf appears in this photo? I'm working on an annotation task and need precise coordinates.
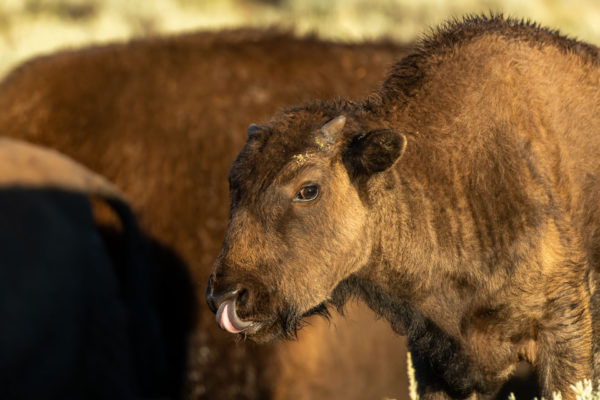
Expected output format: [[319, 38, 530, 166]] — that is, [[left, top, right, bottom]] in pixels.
[[207, 15, 600, 400]]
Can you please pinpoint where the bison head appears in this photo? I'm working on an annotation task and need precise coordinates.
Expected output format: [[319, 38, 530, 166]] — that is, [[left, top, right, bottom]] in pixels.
[[206, 106, 407, 342]]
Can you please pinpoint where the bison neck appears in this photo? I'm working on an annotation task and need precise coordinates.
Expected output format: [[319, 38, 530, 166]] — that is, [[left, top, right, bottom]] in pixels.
[[347, 140, 544, 339], [348, 172, 469, 338], [330, 155, 545, 395]]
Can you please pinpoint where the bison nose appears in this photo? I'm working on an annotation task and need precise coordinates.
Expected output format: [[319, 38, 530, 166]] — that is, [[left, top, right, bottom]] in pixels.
[[205, 291, 218, 314], [205, 288, 239, 314], [205, 272, 240, 312]]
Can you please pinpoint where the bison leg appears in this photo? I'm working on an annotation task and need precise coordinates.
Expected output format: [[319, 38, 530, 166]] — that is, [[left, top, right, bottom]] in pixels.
[[535, 283, 593, 400], [588, 269, 600, 382], [410, 346, 480, 400], [410, 352, 462, 400]]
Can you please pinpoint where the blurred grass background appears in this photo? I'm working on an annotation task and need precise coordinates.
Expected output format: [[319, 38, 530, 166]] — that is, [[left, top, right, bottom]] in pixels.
[[1, 0, 600, 78]]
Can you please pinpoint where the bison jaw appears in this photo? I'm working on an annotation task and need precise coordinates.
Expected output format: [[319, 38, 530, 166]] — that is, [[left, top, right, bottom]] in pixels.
[[216, 299, 255, 334]]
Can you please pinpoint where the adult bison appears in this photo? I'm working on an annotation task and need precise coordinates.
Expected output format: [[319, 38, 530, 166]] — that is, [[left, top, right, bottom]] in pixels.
[[0, 30, 413, 399], [207, 15, 600, 400], [0, 137, 165, 399]]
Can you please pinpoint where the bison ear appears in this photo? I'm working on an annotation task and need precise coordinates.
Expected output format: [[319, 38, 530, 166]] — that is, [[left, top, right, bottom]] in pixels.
[[343, 129, 407, 176], [247, 123, 261, 138]]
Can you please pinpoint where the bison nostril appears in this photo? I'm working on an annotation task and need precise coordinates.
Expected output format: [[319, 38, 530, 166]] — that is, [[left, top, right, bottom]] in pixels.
[[206, 292, 218, 314], [205, 288, 243, 314], [237, 288, 249, 307]]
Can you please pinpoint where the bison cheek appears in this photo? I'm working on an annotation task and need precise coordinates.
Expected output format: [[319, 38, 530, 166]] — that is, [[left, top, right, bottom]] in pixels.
[[279, 220, 371, 315]]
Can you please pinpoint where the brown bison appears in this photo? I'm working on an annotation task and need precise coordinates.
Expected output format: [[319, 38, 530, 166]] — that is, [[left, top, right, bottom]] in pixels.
[[0, 30, 414, 399], [0, 137, 165, 399], [207, 15, 600, 400]]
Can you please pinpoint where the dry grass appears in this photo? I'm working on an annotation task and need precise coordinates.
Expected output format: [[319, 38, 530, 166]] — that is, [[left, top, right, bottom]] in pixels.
[[1, 0, 600, 78], [407, 352, 420, 400]]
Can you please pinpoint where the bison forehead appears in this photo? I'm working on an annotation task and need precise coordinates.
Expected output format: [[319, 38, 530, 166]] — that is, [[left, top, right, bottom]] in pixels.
[[229, 109, 345, 196]]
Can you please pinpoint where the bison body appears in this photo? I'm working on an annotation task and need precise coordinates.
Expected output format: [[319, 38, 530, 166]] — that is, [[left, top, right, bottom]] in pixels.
[[208, 16, 600, 400], [0, 30, 413, 399]]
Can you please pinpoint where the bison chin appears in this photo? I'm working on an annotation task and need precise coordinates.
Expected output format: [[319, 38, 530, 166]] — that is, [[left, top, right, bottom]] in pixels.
[[242, 303, 332, 344]]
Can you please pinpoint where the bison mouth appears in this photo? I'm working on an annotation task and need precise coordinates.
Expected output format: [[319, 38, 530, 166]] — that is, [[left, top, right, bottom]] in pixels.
[[207, 278, 336, 342], [215, 299, 331, 342], [216, 299, 255, 334]]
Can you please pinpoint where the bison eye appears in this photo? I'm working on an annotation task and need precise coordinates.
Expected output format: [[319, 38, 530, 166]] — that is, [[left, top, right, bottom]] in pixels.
[[293, 184, 320, 202]]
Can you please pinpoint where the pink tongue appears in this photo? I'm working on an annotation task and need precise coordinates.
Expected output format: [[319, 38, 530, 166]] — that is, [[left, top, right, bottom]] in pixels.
[[219, 302, 243, 334]]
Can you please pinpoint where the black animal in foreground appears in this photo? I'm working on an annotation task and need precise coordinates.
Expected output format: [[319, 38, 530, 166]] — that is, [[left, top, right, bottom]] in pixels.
[[0, 138, 165, 399], [207, 15, 600, 400]]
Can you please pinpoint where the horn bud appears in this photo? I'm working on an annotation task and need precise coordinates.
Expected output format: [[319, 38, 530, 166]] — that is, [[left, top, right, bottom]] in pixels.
[[319, 115, 346, 144]]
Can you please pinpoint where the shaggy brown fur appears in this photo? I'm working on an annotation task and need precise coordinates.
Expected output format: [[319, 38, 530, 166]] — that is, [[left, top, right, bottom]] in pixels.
[[0, 30, 413, 399], [208, 15, 600, 400]]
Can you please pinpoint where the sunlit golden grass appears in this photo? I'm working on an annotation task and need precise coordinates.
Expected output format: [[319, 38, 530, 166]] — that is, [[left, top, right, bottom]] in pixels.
[[407, 352, 420, 400], [1, 0, 600, 78]]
